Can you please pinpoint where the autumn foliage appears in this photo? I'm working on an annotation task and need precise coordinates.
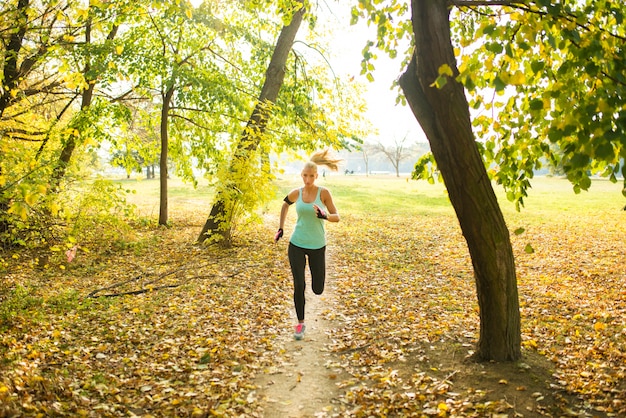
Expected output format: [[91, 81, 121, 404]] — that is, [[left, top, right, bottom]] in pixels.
[[0, 176, 624, 417]]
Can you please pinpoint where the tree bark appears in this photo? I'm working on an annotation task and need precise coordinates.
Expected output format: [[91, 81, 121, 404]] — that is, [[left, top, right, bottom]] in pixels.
[[159, 86, 175, 226], [0, 0, 30, 118], [197, 2, 305, 244], [399, 0, 521, 361], [0, 0, 30, 234]]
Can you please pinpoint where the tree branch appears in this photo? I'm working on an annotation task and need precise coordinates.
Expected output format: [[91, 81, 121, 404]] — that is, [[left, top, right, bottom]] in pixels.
[[450, 0, 526, 6]]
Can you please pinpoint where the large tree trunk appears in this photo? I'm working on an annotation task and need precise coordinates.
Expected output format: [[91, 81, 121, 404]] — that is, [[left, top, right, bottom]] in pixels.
[[197, 3, 305, 244], [0, 0, 29, 118], [399, 0, 521, 361], [0, 0, 30, 234]]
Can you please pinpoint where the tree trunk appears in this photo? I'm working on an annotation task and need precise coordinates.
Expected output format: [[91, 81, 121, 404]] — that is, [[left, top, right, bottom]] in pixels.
[[0, 0, 29, 235], [0, 0, 29, 118], [159, 86, 175, 226], [399, 0, 521, 361], [50, 62, 96, 192], [50, 17, 117, 192], [197, 2, 305, 244]]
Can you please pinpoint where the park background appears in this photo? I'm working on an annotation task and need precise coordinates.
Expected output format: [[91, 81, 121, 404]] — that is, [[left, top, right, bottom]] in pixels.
[[1, 0, 625, 416]]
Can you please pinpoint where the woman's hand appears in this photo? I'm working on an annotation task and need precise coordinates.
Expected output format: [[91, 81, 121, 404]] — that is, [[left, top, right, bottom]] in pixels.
[[313, 204, 328, 220]]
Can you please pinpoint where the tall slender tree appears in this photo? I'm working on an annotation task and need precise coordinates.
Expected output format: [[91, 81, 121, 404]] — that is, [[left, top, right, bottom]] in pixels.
[[197, 1, 306, 244], [50, 6, 120, 192]]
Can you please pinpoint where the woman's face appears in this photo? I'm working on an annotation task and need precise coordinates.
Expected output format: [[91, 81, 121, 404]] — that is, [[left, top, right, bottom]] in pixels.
[[301, 167, 318, 187]]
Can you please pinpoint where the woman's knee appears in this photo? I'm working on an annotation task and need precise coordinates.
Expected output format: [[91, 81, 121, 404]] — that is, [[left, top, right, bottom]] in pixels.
[[312, 278, 325, 294]]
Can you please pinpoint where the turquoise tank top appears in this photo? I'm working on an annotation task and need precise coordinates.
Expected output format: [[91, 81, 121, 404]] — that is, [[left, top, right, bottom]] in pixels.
[[290, 187, 326, 249]]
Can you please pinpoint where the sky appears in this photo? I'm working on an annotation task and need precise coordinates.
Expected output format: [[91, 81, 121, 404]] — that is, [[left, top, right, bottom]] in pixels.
[[314, 2, 427, 146]]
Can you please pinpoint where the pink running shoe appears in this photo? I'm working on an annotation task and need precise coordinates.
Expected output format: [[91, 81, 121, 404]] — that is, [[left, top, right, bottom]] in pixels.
[[294, 323, 306, 340]]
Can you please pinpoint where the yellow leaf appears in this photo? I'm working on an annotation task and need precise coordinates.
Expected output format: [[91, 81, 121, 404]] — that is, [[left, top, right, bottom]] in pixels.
[[49, 202, 60, 216], [24, 192, 38, 206], [509, 71, 526, 86], [598, 99, 611, 113], [185, 8, 193, 19], [77, 8, 88, 19], [522, 339, 538, 349], [8, 202, 28, 221], [116, 45, 124, 55], [593, 322, 606, 331], [438, 64, 453, 77]]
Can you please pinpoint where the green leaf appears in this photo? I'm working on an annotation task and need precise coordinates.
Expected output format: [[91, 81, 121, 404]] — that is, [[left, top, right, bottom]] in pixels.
[[594, 143, 614, 160], [529, 99, 544, 110], [579, 175, 591, 191], [486, 42, 503, 53], [482, 23, 497, 35], [494, 76, 506, 92], [530, 61, 545, 73], [571, 153, 590, 168], [430, 75, 448, 89]]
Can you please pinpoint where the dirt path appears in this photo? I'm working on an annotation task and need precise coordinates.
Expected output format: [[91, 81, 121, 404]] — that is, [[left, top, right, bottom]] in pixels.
[[254, 262, 346, 417]]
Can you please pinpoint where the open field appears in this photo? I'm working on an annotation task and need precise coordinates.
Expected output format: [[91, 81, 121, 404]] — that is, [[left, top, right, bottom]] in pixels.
[[1, 174, 624, 417]]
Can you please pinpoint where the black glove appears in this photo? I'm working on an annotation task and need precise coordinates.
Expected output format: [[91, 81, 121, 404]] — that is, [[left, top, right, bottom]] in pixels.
[[314, 205, 328, 220], [274, 228, 284, 242]]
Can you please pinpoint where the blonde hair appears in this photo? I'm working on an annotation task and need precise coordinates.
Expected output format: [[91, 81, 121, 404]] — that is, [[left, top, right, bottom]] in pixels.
[[304, 149, 342, 172]]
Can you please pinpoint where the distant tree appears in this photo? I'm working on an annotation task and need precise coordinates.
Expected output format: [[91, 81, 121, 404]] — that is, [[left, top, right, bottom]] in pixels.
[[374, 135, 414, 177], [360, 142, 374, 176], [108, 102, 159, 180], [125, 1, 254, 226], [110, 149, 142, 179]]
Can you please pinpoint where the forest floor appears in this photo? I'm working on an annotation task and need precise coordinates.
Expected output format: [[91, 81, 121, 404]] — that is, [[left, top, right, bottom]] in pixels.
[[1, 177, 625, 417]]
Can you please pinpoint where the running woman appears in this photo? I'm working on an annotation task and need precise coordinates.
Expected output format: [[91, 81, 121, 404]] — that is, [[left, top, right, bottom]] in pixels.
[[274, 150, 341, 340]]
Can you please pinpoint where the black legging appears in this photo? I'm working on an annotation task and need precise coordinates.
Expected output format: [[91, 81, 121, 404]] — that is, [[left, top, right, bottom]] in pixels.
[[288, 243, 326, 321]]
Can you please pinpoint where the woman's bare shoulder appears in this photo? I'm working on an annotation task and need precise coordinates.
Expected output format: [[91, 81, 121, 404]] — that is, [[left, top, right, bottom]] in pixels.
[[320, 187, 333, 199]]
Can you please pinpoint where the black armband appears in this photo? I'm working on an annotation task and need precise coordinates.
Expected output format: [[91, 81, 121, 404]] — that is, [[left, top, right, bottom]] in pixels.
[[283, 195, 294, 205]]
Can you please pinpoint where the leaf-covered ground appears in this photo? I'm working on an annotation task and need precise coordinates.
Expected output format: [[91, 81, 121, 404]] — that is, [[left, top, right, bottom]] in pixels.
[[1, 179, 624, 417]]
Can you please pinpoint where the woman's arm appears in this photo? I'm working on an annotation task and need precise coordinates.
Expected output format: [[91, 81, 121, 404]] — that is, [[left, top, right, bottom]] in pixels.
[[320, 188, 340, 223], [278, 201, 290, 229], [279, 189, 300, 229]]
